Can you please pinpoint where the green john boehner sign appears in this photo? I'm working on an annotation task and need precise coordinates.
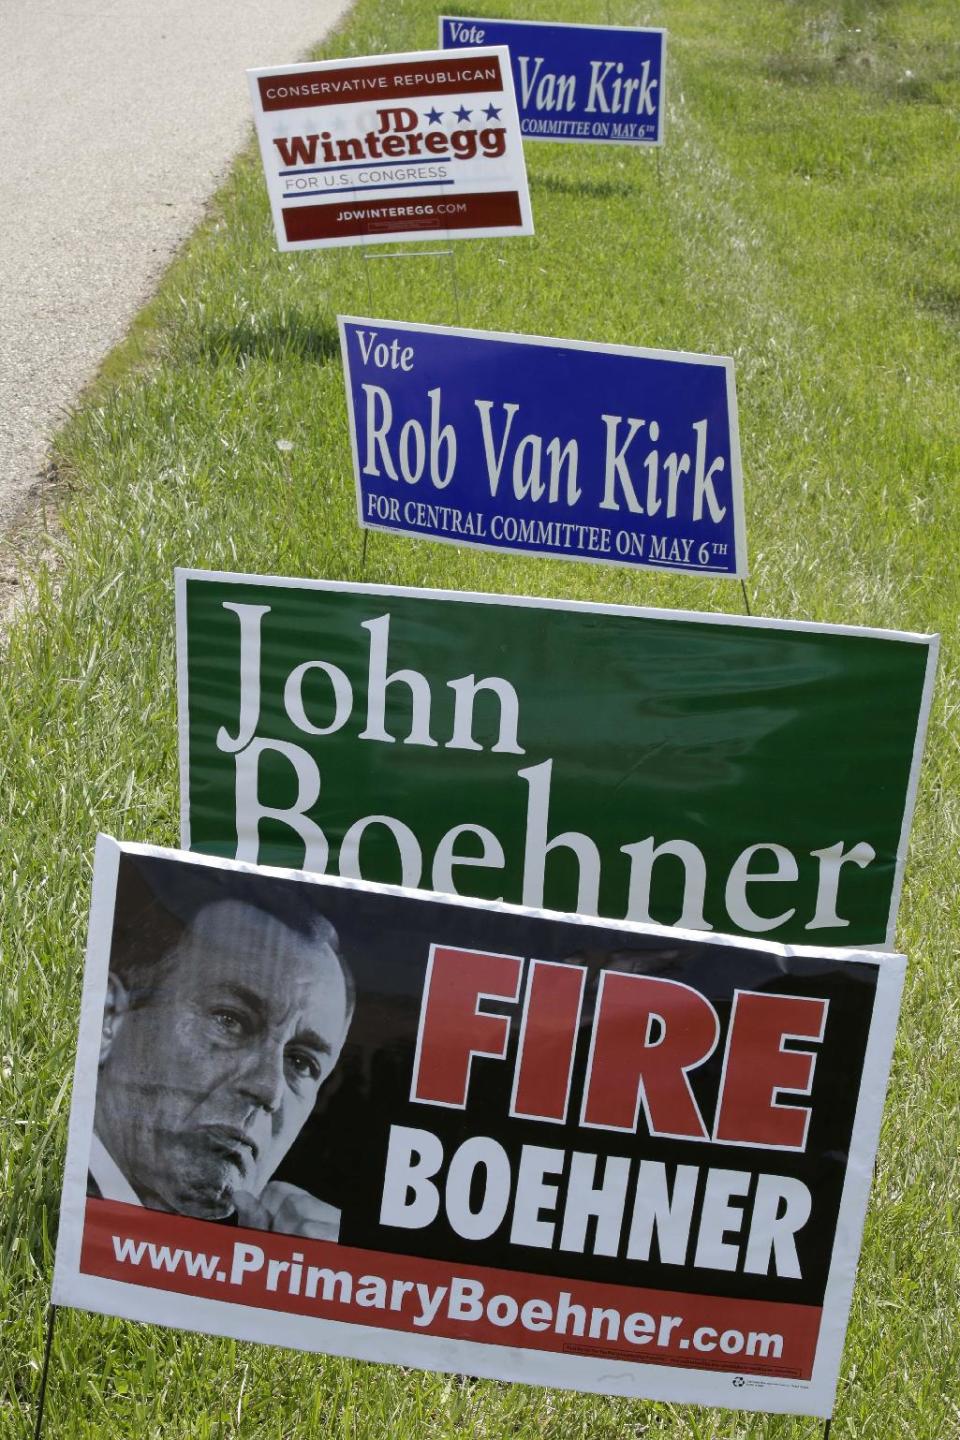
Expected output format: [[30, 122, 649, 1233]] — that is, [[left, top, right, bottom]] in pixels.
[[176, 570, 937, 947]]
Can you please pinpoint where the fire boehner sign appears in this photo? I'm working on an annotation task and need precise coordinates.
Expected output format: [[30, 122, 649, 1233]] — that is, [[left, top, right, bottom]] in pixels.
[[54, 839, 904, 1419]]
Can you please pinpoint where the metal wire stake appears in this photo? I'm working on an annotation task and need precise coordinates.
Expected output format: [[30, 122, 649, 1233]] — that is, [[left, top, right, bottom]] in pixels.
[[447, 247, 463, 325], [33, 1303, 58, 1440], [364, 249, 453, 260], [740, 579, 752, 616]]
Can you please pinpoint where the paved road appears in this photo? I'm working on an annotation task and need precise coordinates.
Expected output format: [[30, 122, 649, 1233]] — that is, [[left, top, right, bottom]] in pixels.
[[0, 0, 352, 540]]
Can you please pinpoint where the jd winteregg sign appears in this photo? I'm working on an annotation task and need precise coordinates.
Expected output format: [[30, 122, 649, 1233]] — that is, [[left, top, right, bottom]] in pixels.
[[175, 571, 938, 948], [55, 838, 904, 1419], [247, 48, 532, 250]]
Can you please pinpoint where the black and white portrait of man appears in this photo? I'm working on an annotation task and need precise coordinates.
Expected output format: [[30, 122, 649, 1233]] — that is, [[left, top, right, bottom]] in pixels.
[[88, 884, 354, 1239]]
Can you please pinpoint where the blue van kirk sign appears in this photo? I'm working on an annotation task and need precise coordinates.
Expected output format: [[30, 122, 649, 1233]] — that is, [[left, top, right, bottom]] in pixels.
[[440, 18, 665, 146], [338, 317, 746, 579]]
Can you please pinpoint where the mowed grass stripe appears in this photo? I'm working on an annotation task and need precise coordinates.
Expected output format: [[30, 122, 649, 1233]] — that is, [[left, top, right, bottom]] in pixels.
[[655, 10, 960, 1436], [1, 0, 957, 1435]]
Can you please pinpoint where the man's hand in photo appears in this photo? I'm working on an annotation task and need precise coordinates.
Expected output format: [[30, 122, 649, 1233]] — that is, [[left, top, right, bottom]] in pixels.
[[235, 1181, 342, 1241]]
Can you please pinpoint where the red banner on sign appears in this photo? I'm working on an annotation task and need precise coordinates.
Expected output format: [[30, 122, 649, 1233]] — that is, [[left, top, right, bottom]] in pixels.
[[82, 1198, 821, 1380], [258, 57, 504, 111], [282, 191, 522, 243]]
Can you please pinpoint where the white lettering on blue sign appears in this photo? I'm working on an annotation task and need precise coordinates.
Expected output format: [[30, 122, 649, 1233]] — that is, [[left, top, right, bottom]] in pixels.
[[339, 318, 747, 579]]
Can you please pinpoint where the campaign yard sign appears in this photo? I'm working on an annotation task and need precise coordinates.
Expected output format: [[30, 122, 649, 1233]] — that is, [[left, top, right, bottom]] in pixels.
[[54, 838, 905, 1419], [175, 571, 938, 949], [440, 18, 666, 146], [338, 317, 746, 578], [247, 49, 532, 250]]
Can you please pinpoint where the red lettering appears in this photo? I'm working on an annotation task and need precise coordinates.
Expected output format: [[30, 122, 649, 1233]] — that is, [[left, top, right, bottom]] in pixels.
[[272, 134, 319, 167], [511, 960, 586, 1122], [376, 106, 418, 135], [581, 974, 718, 1138], [412, 946, 522, 1108], [715, 992, 827, 1149]]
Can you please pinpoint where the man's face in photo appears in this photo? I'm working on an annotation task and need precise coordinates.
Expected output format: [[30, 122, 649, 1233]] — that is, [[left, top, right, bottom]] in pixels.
[[96, 900, 351, 1219]]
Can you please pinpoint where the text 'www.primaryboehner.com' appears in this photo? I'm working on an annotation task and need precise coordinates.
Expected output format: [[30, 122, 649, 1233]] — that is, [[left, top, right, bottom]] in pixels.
[[103, 1220, 802, 1375]]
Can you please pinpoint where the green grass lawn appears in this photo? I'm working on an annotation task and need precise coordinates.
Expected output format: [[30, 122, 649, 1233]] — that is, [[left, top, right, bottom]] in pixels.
[[2, 0, 958, 1434]]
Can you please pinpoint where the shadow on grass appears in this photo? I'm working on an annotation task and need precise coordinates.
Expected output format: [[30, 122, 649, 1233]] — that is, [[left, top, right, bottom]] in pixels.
[[915, 283, 960, 327], [531, 170, 646, 204], [763, 47, 945, 103], [187, 312, 343, 369]]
